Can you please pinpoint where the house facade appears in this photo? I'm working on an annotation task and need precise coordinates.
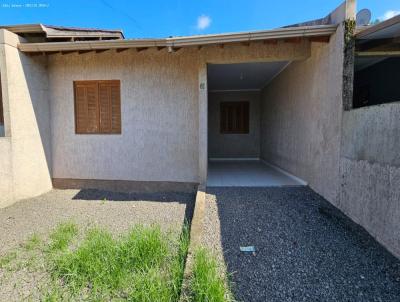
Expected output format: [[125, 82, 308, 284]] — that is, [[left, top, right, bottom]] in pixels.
[[0, 0, 399, 257]]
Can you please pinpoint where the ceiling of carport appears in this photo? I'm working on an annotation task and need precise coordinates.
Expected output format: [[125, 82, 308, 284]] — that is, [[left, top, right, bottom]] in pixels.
[[207, 61, 289, 91]]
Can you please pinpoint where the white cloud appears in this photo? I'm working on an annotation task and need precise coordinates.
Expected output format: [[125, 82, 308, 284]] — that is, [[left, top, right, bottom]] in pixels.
[[380, 10, 400, 21], [196, 15, 211, 30]]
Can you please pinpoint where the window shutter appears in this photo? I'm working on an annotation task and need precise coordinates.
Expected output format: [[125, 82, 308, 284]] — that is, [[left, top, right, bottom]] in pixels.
[[98, 81, 121, 134], [110, 82, 121, 133], [99, 82, 112, 133], [220, 101, 249, 134], [74, 84, 88, 133], [74, 80, 121, 134], [86, 83, 99, 133]]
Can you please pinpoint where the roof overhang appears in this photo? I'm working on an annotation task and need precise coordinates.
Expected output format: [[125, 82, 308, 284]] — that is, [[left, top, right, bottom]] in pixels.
[[355, 15, 400, 57], [1, 23, 124, 40], [17, 24, 337, 53], [356, 15, 400, 40]]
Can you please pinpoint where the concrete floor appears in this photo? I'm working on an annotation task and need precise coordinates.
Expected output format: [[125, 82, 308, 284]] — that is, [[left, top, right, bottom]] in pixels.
[[207, 160, 305, 187]]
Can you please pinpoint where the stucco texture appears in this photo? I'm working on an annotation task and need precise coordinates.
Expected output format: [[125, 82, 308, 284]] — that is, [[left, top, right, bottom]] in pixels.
[[208, 91, 260, 159], [48, 42, 310, 183], [0, 29, 52, 207], [260, 30, 344, 203], [49, 50, 199, 182], [340, 103, 400, 257]]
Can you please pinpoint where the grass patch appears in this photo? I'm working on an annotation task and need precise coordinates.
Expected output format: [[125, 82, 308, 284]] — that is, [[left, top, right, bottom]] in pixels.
[[191, 248, 231, 302], [46, 223, 189, 301], [1, 221, 196, 301], [0, 251, 17, 269], [22, 233, 42, 251], [48, 222, 78, 251]]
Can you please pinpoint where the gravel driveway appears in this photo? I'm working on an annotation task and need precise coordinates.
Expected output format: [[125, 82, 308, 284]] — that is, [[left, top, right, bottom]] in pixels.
[[203, 187, 400, 302], [0, 189, 194, 255]]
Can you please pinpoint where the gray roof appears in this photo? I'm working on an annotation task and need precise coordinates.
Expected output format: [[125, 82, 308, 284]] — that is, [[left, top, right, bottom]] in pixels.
[[0, 24, 124, 40]]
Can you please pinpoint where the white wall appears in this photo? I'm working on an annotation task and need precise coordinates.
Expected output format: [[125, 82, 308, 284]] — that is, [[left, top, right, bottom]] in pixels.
[[208, 91, 260, 159]]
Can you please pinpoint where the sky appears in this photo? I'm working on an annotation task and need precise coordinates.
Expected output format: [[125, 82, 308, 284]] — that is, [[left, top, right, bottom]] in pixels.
[[0, 0, 399, 38]]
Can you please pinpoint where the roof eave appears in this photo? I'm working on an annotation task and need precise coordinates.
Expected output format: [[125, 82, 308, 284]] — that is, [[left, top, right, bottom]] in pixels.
[[18, 24, 338, 53], [356, 15, 400, 39]]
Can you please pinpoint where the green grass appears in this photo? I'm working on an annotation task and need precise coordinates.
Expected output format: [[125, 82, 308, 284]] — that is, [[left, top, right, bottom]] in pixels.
[[0, 251, 17, 269], [46, 223, 189, 301], [1, 221, 235, 302], [48, 222, 78, 251], [22, 233, 42, 251], [191, 248, 230, 302]]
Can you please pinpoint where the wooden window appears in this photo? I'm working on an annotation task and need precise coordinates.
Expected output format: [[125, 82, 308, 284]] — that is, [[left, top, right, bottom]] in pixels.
[[220, 101, 249, 134], [74, 80, 121, 134]]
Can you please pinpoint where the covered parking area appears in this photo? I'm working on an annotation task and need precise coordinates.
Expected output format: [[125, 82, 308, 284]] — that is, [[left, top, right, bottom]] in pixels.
[[204, 27, 341, 192], [206, 61, 306, 187]]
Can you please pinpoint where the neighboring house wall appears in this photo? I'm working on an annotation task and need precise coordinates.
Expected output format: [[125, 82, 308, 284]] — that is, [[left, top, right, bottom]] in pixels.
[[208, 91, 260, 159], [260, 31, 344, 203], [0, 29, 52, 207], [340, 103, 400, 258]]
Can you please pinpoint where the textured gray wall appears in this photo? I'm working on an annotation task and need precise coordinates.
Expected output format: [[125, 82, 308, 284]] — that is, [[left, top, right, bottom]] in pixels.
[[340, 103, 400, 257], [208, 91, 260, 158], [260, 32, 344, 203]]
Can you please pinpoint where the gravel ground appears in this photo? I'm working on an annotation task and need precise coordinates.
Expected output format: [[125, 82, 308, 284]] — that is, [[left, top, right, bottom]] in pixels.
[[203, 187, 400, 302], [0, 189, 194, 255], [0, 189, 194, 301]]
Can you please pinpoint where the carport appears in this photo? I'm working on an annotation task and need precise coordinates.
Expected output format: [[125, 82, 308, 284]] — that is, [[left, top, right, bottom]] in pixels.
[[206, 61, 306, 187], [354, 15, 400, 108]]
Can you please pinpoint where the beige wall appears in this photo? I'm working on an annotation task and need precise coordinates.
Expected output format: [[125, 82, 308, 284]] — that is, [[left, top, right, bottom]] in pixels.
[[49, 50, 200, 183], [260, 30, 344, 202], [0, 29, 52, 207], [340, 103, 400, 258], [0, 138, 13, 205], [48, 41, 310, 184], [208, 91, 260, 158]]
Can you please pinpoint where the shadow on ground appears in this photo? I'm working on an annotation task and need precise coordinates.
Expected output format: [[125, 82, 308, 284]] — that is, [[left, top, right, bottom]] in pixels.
[[72, 189, 195, 221], [207, 187, 400, 302]]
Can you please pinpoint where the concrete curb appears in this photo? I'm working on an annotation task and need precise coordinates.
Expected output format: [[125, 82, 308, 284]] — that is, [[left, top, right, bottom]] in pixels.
[[179, 184, 206, 301]]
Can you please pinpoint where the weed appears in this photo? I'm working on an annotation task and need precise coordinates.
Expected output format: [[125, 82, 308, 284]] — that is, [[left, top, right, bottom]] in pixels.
[[48, 223, 189, 300], [0, 251, 17, 269], [48, 221, 78, 251], [22, 233, 42, 251], [191, 248, 229, 302]]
